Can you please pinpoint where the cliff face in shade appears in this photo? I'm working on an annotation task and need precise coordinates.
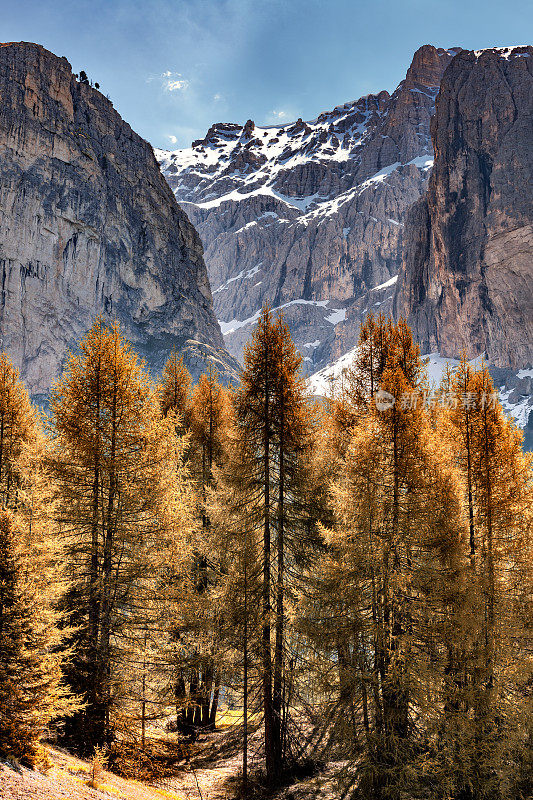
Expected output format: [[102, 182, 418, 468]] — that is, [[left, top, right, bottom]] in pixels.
[[396, 46, 533, 372], [0, 42, 239, 397], [156, 45, 459, 369]]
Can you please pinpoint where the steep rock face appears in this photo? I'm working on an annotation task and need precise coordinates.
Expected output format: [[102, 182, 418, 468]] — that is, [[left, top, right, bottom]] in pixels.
[[396, 46, 533, 371], [0, 42, 238, 397], [157, 45, 459, 369]]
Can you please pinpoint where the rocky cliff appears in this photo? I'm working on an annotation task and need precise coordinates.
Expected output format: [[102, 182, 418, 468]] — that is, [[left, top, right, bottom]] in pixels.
[[0, 42, 238, 397], [395, 46, 533, 434], [396, 46, 533, 367], [156, 45, 460, 369]]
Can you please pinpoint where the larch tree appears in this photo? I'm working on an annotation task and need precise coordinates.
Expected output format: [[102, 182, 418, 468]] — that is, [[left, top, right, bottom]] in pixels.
[[0, 354, 62, 590], [209, 402, 265, 792], [0, 509, 78, 767], [189, 368, 230, 530], [0, 354, 39, 509], [441, 358, 533, 800], [172, 368, 231, 730], [159, 350, 192, 430], [0, 355, 77, 766], [302, 317, 466, 800], [213, 306, 317, 783], [48, 319, 194, 751], [325, 312, 395, 455]]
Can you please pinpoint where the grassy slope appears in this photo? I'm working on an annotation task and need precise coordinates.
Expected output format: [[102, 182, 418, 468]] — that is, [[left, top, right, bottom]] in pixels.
[[1, 747, 187, 800]]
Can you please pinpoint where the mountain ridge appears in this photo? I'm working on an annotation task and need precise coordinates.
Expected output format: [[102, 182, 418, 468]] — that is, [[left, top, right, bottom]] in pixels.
[[156, 44, 459, 370]]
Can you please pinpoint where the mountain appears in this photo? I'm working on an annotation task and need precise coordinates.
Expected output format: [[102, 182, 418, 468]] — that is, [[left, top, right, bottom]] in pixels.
[[396, 45, 533, 442], [0, 42, 239, 399], [156, 45, 460, 370]]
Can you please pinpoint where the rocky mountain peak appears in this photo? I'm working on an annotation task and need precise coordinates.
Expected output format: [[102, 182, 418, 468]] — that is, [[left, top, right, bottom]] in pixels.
[[404, 44, 463, 87], [155, 44, 457, 374], [396, 45, 533, 428]]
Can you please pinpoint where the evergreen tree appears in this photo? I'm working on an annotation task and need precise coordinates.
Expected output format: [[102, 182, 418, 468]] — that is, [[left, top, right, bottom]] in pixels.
[[159, 350, 191, 429], [0, 353, 62, 594], [441, 358, 533, 800], [0, 354, 38, 509], [172, 368, 231, 730], [189, 368, 230, 526], [303, 317, 465, 799]]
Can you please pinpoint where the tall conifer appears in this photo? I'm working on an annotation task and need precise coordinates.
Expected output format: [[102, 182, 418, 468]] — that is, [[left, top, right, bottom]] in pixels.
[[442, 358, 533, 800], [303, 317, 465, 799], [49, 319, 194, 750], [212, 306, 316, 783]]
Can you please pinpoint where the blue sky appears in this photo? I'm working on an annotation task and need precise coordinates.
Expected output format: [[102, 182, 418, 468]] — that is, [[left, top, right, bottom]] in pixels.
[[2, 0, 531, 149]]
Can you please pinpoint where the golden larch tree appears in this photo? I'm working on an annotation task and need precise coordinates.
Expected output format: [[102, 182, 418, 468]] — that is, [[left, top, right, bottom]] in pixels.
[[48, 319, 195, 751]]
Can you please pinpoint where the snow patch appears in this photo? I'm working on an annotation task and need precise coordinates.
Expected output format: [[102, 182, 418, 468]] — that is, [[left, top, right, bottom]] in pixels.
[[358, 162, 401, 190], [213, 263, 262, 294], [219, 298, 331, 335], [474, 46, 530, 60], [307, 347, 359, 396], [499, 386, 533, 428], [325, 308, 347, 325], [372, 274, 398, 292]]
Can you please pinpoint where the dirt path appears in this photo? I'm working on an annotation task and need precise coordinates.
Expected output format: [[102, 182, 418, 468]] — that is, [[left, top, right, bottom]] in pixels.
[[0, 733, 247, 800], [161, 725, 251, 800]]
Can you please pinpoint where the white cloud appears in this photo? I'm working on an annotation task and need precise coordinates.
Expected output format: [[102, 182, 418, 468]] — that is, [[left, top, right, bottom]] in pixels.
[[146, 70, 190, 92], [165, 77, 189, 92]]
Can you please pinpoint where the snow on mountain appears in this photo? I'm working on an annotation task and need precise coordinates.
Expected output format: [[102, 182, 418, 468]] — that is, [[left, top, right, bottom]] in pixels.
[[154, 43, 533, 439], [156, 45, 460, 376]]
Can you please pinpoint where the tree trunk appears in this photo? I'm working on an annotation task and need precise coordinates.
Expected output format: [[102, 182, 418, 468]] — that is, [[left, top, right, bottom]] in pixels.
[[272, 396, 284, 771], [208, 668, 221, 729], [89, 362, 101, 719], [99, 373, 118, 745], [263, 352, 275, 782], [243, 553, 248, 797]]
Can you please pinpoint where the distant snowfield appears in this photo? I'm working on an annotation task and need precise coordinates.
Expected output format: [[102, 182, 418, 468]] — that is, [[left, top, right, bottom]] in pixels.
[[473, 46, 530, 59], [192, 154, 435, 225], [306, 346, 359, 396]]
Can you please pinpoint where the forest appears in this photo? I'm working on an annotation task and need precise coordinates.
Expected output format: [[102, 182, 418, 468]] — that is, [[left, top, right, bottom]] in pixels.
[[0, 308, 531, 800]]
